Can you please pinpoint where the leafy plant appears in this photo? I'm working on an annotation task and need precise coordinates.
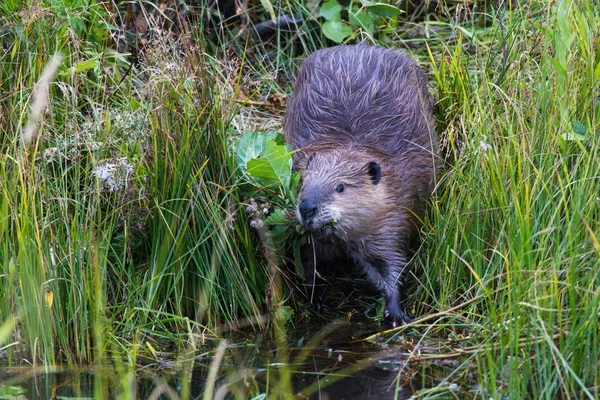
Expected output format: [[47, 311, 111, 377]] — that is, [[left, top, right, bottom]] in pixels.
[[319, 0, 402, 43], [234, 131, 304, 272], [50, 0, 111, 45]]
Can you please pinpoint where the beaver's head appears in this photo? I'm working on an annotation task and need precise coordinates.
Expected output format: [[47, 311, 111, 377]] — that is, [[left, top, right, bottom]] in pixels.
[[295, 145, 388, 238]]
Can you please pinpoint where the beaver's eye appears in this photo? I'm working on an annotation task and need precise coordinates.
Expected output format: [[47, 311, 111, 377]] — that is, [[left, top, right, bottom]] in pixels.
[[336, 184, 345, 193]]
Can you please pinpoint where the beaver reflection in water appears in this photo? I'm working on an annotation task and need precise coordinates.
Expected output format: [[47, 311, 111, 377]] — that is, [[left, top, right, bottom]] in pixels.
[[284, 44, 439, 327]]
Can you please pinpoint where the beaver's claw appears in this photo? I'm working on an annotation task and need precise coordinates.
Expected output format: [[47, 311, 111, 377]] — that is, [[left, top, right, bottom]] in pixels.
[[384, 306, 412, 328]]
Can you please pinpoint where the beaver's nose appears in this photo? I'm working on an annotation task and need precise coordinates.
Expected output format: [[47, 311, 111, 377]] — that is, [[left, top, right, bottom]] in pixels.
[[299, 199, 318, 221]]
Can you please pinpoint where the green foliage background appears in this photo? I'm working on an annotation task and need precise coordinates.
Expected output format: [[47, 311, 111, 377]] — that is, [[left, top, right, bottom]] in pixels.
[[0, 0, 599, 398]]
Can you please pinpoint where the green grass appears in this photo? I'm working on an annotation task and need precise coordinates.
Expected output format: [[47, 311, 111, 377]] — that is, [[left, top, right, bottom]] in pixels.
[[0, 0, 266, 366], [1, 0, 599, 398], [406, 1, 600, 397]]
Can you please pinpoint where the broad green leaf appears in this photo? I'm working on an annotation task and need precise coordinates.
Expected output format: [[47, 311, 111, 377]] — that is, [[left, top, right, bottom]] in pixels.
[[265, 207, 289, 225], [59, 59, 99, 76], [319, 0, 342, 21], [247, 158, 278, 183], [572, 120, 587, 136], [360, 1, 401, 18], [69, 16, 87, 34], [235, 131, 279, 171], [73, 59, 99, 72], [246, 139, 293, 189], [349, 8, 374, 35], [322, 19, 353, 43]]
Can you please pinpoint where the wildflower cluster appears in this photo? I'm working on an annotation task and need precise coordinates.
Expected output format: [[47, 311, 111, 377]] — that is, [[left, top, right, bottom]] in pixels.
[[93, 157, 135, 192], [246, 197, 271, 230]]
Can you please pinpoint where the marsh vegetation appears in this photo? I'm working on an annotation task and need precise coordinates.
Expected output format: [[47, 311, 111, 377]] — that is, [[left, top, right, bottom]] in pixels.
[[0, 0, 598, 398]]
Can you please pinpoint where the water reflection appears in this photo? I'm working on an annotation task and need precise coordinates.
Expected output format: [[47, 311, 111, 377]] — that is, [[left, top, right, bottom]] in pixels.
[[0, 315, 466, 399], [0, 355, 413, 400]]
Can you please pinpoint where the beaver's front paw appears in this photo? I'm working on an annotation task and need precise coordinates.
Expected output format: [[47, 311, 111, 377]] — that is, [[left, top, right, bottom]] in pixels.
[[384, 305, 412, 328]]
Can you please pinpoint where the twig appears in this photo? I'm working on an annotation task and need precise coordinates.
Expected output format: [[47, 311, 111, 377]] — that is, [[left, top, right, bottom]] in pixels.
[[361, 287, 504, 342]]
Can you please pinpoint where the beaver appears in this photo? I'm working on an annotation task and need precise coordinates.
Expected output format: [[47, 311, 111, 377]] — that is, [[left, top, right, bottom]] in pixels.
[[284, 44, 439, 327]]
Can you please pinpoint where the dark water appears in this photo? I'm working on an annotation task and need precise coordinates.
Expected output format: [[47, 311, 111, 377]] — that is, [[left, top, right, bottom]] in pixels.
[[0, 350, 413, 399], [0, 313, 466, 399], [0, 362, 411, 400], [0, 322, 464, 399]]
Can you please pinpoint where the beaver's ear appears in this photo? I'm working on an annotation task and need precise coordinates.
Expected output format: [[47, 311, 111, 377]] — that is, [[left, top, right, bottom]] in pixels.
[[306, 152, 315, 169], [294, 151, 315, 171], [367, 161, 381, 185]]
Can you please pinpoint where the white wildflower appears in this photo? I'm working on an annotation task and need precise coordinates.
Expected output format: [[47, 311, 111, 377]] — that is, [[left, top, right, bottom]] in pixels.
[[478, 141, 492, 153], [93, 158, 134, 192], [164, 62, 182, 72]]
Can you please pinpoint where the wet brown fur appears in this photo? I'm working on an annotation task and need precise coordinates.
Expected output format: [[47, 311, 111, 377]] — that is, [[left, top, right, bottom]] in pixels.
[[285, 44, 439, 325]]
